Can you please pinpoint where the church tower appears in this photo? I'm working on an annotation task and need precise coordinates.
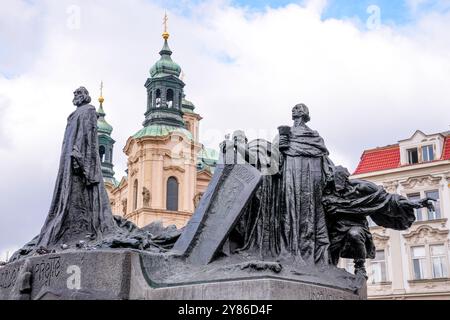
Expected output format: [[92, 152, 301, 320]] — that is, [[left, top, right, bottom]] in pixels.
[[107, 14, 212, 228], [96, 82, 116, 186], [143, 15, 185, 127]]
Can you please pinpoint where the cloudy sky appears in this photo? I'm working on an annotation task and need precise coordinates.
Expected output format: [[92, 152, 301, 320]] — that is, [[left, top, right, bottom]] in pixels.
[[0, 0, 449, 260]]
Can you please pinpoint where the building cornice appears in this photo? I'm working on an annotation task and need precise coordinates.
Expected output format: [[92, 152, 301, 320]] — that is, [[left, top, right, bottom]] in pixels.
[[123, 131, 202, 155], [125, 208, 192, 220]]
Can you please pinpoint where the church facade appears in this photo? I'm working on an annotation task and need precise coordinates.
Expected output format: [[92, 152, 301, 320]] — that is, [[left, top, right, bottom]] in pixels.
[[97, 29, 218, 229]]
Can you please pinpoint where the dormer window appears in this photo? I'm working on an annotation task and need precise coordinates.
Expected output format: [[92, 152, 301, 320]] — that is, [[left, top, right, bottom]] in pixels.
[[421, 145, 434, 162], [407, 148, 419, 164]]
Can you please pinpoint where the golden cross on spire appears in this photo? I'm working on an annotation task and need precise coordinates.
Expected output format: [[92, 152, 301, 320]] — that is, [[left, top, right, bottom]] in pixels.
[[162, 11, 170, 40], [98, 81, 104, 105], [163, 12, 168, 33]]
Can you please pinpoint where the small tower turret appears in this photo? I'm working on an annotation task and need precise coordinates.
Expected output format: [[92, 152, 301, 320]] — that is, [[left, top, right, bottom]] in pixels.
[[96, 81, 116, 185], [143, 13, 185, 127]]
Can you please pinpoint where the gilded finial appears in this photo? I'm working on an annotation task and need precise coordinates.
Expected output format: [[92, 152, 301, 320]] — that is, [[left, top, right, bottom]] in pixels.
[[98, 81, 104, 105], [162, 11, 169, 40]]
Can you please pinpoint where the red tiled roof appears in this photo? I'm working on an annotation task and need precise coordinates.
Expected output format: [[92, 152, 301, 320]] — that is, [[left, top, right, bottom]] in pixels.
[[353, 145, 400, 175], [442, 136, 450, 160], [354, 134, 450, 175]]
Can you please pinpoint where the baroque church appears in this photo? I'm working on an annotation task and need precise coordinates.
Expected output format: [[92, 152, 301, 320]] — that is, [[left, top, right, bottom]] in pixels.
[[96, 21, 218, 228]]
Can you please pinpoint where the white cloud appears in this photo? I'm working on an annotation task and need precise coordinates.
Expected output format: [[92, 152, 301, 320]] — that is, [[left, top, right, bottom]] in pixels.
[[0, 0, 449, 252]]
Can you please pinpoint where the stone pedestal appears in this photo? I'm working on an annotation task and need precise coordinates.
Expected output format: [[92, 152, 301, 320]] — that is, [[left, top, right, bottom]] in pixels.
[[0, 250, 366, 300], [135, 279, 366, 300]]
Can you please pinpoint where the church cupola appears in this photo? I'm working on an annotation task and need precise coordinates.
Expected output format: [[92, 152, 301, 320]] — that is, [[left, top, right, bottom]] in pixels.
[[143, 14, 185, 128], [96, 82, 116, 185]]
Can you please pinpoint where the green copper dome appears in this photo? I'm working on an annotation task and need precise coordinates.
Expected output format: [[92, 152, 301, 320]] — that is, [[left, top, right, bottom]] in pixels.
[[97, 104, 113, 135], [133, 124, 193, 140], [150, 39, 181, 78]]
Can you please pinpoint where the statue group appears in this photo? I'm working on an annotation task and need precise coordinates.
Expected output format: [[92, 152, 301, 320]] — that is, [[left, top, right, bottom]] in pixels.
[[217, 103, 434, 278], [2, 87, 435, 300]]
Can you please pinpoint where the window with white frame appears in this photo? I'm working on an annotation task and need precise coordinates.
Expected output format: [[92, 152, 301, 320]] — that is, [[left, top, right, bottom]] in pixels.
[[410, 244, 449, 280], [368, 250, 388, 284], [425, 190, 441, 220], [408, 193, 423, 221], [407, 148, 419, 164], [411, 246, 427, 280], [406, 190, 442, 222], [430, 245, 448, 278], [421, 145, 434, 162]]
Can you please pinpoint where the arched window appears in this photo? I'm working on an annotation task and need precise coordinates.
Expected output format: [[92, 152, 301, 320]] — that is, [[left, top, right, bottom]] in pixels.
[[167, 89, 174, 108], [155, 89, 161, 108], [166, 177, 179, 211], [133, 180, 138, 210], [149, 91, 153, 109], [99, 145, 106, 162]]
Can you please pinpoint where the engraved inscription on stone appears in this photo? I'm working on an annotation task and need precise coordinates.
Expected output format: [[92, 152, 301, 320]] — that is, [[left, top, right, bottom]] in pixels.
[[196, 175, 243, 248], [309, 289, 345, 300], [232, 165, 256, 184], [0, 265, 20, 289], [33, 256, 62, 287]]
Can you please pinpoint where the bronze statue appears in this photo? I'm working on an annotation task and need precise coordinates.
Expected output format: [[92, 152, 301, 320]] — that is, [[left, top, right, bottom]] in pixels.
[[323, 165, 434, 278], [36, 87, 117, 248], [277, 104, 334, 265], [226, 106, 335, 266], [9, 88, 181, 262], [224, 104, 434, 277]]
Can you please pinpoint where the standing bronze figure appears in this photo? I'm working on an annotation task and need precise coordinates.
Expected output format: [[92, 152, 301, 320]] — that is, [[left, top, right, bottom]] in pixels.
[[277, 104, 334, 265], [36, 87, 117, 248]]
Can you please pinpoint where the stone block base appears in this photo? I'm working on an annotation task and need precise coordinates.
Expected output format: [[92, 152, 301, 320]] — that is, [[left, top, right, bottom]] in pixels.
[[0, 250, 366, 300]]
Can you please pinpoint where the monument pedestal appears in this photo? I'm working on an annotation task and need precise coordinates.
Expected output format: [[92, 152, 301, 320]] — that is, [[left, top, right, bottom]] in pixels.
[[134, 278, 366, 300], [0, 250, 366, 300]]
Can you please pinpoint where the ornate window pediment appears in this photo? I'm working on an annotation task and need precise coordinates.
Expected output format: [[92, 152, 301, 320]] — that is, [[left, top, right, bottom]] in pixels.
[[403, 225, 449, 245], [372, 232, 390, 248], [400, 175, 442, 189], [382, 181, 399, 193], [164, 165, 185, 173]]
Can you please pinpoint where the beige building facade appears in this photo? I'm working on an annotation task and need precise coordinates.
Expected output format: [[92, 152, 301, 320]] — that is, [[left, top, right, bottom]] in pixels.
[[346, 130, 450, 299]]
